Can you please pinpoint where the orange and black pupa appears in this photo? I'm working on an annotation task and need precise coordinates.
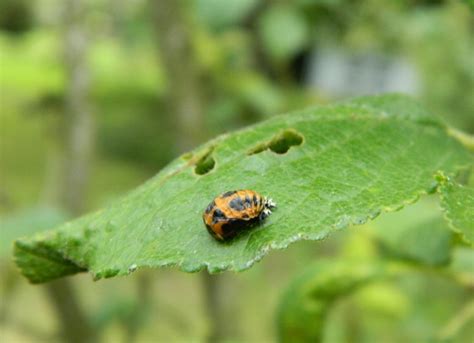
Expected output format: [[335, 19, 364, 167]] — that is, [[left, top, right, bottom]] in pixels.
[[202, 190, 276, 241]]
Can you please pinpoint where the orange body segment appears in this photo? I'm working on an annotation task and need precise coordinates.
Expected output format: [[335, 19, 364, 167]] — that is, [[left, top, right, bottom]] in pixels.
[[203, 190, 267, 241]]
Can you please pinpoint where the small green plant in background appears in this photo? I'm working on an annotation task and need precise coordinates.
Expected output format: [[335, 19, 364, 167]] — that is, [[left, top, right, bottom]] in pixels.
[[11, 94, 473, 341]]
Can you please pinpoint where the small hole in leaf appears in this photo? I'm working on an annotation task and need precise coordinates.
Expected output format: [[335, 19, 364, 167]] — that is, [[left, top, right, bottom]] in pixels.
[[248, 129, 304, 155], [194, 149, 215, 175]]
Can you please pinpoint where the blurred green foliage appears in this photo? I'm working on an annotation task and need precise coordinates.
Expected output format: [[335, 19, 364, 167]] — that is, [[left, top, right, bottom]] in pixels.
[[279, 206, 473, 342], [371, 198, 453, 266], [278, 260, 385, 342], [0, 0, 33, 34]]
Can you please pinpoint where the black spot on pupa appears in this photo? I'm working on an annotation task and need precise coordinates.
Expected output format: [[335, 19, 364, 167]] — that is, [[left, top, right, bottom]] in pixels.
[[229, 197, 244, 211], [212, 208, 226, 223], [252, 194, 258, 206], [221, 191, 236, 198], [220, 216, 261, 240], [221, 222, 238, 238], [205, 201, 215, 214], [244, 196, 252, 208]]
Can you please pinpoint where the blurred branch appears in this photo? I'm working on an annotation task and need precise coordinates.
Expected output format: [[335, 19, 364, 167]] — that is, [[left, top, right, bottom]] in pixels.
[[201, 273, 225, 343], [448, 127, 474, 152], [437, 299, 474, 341], [0, 266, 19, 324], [42, 0, 96, 342], [152, 0, 205, 152], [342, 301, 361, 343], [45, 279, 96, 343], [61, 0, 94, 215], [123, 272, 153, 343]]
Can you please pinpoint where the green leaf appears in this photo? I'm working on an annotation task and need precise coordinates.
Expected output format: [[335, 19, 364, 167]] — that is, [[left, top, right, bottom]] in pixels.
[[439, 180, 474, 244], [371, 199, 453, 266], [1, 207, 78, 283], [13, 94, 472, 283], [258, 5, 310, 60], [277, 260, 385, 343]]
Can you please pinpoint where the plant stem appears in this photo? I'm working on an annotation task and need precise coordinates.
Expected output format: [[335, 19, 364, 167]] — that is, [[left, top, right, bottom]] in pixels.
[[437, 299, 474, 340], [61, 0, 94, 215], [448, 127, 474, 152], [152, 0, 206, 152], [123, 272, 153, 343], [201, 272, 225, 343], [45, 279, 96, 343]]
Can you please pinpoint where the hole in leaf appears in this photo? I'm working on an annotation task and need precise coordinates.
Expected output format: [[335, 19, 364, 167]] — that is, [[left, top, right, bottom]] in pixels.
[[194, 149, 215, 175], [248, 129, 304, 155]]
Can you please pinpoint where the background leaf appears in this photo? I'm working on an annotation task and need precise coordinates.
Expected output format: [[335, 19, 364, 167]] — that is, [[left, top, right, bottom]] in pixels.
[[439, 180, 474, 244], [13, 94, 472, 283], [370, 198, 453, 266], [277, 260, 385, 343]]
